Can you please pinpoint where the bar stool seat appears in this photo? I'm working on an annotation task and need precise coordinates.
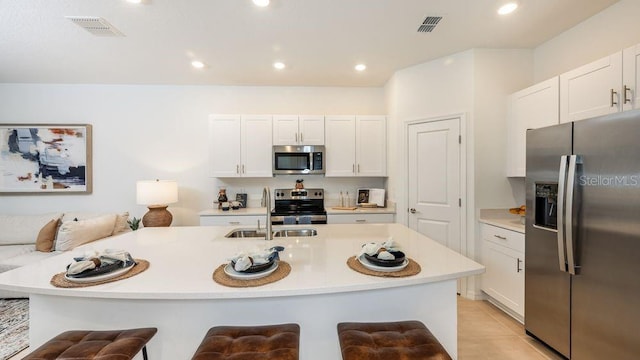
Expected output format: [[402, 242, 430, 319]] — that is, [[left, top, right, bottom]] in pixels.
[[337, 321, 452, 360], [22, 327, 157, 360], [191, 323, 300, 360]]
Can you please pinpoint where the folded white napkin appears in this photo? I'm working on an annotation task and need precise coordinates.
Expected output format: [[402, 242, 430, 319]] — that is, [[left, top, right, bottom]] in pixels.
[[229, 247, 275, 272], [66, 249, 132, 275], [358, 238, 397, 258]]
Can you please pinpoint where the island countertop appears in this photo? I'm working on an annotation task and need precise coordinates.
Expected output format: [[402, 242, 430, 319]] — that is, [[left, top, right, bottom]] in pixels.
[[0, 223, 483, 300]]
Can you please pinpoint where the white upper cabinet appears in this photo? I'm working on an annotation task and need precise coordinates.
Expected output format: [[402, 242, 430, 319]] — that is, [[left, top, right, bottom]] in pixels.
[[356, 116, 387, 176], [560, 52, 623, 123], [325, 116, 357, 176], [623, 44, 640, 112], [560, 43, 640, 122], [209, 114, 242, 177], [506, 77, 559, 177], [325, 115, 386, 177], [209, 114, 273, 178], [273, 115, 324, 145], [241, 115, 273, 177]]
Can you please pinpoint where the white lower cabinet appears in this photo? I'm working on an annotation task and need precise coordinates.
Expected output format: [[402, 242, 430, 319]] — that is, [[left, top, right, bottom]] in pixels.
[[200, 215, 265, 226], [328, 213, 394, 224], [481, 223, 525, 320]]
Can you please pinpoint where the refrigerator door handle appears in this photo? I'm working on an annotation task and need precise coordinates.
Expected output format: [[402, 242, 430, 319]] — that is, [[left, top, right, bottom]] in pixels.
[[566, 155, 581, 275], [557, 155, 568, 272]]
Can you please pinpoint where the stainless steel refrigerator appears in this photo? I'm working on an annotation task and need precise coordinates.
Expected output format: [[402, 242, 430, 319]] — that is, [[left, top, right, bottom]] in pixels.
[[525, 109, 640, 359]]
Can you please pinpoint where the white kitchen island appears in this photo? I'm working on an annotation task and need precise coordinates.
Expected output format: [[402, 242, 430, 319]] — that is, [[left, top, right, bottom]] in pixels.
[[0, 223, 483, 360]]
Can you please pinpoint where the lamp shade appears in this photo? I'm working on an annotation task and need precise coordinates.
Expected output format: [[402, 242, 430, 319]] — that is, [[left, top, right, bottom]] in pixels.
[[136, 180, 178, 206]]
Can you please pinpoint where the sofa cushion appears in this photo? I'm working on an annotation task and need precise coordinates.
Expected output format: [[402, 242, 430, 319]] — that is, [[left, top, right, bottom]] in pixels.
[[0, 248, 59, 273], [55, 214, 117, 251], [0, 213, 63, 245], [62, 212, 131, 236], [35, 218, 61, 252]]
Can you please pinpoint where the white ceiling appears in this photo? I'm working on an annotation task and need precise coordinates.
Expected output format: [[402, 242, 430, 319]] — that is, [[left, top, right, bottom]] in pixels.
[[0, 0, 619, 87]]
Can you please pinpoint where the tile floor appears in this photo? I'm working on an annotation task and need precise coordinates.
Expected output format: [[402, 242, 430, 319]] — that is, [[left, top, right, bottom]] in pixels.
[[10, 297, 564, 360], [458, 296, 564, 360]]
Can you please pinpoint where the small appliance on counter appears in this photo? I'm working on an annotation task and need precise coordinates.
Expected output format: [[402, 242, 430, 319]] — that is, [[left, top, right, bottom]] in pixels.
[[357, 188, 385, 207]]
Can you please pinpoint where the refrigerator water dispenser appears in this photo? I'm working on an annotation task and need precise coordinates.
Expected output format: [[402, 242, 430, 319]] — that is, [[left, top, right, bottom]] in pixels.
[[535, 183, 558, 230]]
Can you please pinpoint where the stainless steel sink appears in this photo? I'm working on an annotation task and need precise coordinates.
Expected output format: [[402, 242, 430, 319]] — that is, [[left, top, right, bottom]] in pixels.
[[273, 228, 318, 237], [224, 229, 266, 238], [224, 228, 318, 238]]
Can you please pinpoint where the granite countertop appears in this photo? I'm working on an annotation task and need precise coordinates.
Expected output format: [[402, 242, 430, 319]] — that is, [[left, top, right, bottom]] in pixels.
[[478, 209, 525, 233]]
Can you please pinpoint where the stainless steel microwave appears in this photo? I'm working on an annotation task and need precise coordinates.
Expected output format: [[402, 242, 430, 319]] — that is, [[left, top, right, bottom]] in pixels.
[[273, 145, 325, 175]]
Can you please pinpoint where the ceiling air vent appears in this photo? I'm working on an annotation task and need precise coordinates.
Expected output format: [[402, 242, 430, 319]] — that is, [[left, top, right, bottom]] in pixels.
[[417, 16, 442, 33], [66, 16, 125, 36]]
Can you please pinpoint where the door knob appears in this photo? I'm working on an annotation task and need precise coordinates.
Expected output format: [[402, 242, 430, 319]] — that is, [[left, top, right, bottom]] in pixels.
[[409, 208, 417, 214]]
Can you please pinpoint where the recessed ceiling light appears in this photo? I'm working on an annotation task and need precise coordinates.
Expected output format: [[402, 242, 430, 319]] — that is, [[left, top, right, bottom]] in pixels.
[[497, 2, 518, 15], [273, 62, 286, 70], [253, 0, 270, 7], [355, 64, 367, 72], [191, 60, 205, 69]]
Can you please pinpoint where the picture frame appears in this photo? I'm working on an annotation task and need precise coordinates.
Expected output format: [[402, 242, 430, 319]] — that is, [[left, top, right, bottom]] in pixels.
[[0, 124, 92, 194]]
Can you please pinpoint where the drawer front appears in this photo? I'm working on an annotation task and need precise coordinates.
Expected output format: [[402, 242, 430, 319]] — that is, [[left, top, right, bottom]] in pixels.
[[481, 224, 524, 253], [328, 213, 394, 224]]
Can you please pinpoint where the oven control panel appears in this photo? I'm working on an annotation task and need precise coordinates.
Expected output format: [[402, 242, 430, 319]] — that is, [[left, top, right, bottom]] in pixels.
[[274, 188, 324, 200]]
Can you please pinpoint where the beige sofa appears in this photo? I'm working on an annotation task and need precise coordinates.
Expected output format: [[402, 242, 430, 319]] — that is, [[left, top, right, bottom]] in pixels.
[[0, 212, 130, 298]]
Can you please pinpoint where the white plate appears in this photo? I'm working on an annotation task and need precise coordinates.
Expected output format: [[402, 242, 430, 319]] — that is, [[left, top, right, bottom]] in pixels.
[[64, 263, 135, 283], [224, 261, 279, 280], [357, 254, 409, 272]]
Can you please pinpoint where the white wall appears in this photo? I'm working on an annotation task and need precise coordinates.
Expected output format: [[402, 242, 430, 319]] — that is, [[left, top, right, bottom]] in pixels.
[[534, 0, 640, 82], [385, 50, 475, 228], [473, 49, 532, 211], [0, 84, 385, 225], [385, 48, 533, 298]]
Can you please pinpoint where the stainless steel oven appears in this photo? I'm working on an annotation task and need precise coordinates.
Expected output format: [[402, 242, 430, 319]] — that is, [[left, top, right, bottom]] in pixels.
[[272, 145, 325, 175], [271, 188, 327, 225]]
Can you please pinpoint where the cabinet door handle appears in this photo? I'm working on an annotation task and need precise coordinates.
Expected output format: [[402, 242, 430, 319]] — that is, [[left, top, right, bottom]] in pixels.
[[493, 235, 507, 240], [357, 164, 360, 173], [355, 219, 367, 223], [236, 165, 240, 174], [611, 88, 618, 107], [242, 164, 245, 174], [300, 132, 303, 142], [624, 85, 632, 104], [229, 221, 240, 225], [517, 258, 523, 273], [295, 133, 298, 143], [352, 164, 355, 173]]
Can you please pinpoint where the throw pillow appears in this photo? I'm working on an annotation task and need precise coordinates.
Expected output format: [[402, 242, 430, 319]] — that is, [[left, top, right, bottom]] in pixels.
[[55, 214, 117, 251], [35, 218, 61, 252], [62, 211, 131, 235], [112, 212, 131, 235]]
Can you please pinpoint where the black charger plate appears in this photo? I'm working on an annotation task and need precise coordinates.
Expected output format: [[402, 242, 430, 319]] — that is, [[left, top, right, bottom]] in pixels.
[[364, 250, 406, 267]]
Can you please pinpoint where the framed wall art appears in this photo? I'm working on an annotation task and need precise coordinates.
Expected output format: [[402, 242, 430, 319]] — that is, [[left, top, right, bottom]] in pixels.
[[0, 124, 92, 194]]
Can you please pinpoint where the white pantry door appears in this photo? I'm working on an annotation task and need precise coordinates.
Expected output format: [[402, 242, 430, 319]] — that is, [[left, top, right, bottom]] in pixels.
[[408, 118, 461, 253]]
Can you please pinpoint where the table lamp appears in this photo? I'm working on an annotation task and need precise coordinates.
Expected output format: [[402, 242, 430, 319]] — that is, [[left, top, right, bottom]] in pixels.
[[136, 179, 178, 227]]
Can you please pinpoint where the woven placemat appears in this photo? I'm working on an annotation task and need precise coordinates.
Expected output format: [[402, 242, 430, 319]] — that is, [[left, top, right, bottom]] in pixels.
[[347, 256, 421, 277], [50, 259, 150, 288], [213, 261, 291, 287]]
